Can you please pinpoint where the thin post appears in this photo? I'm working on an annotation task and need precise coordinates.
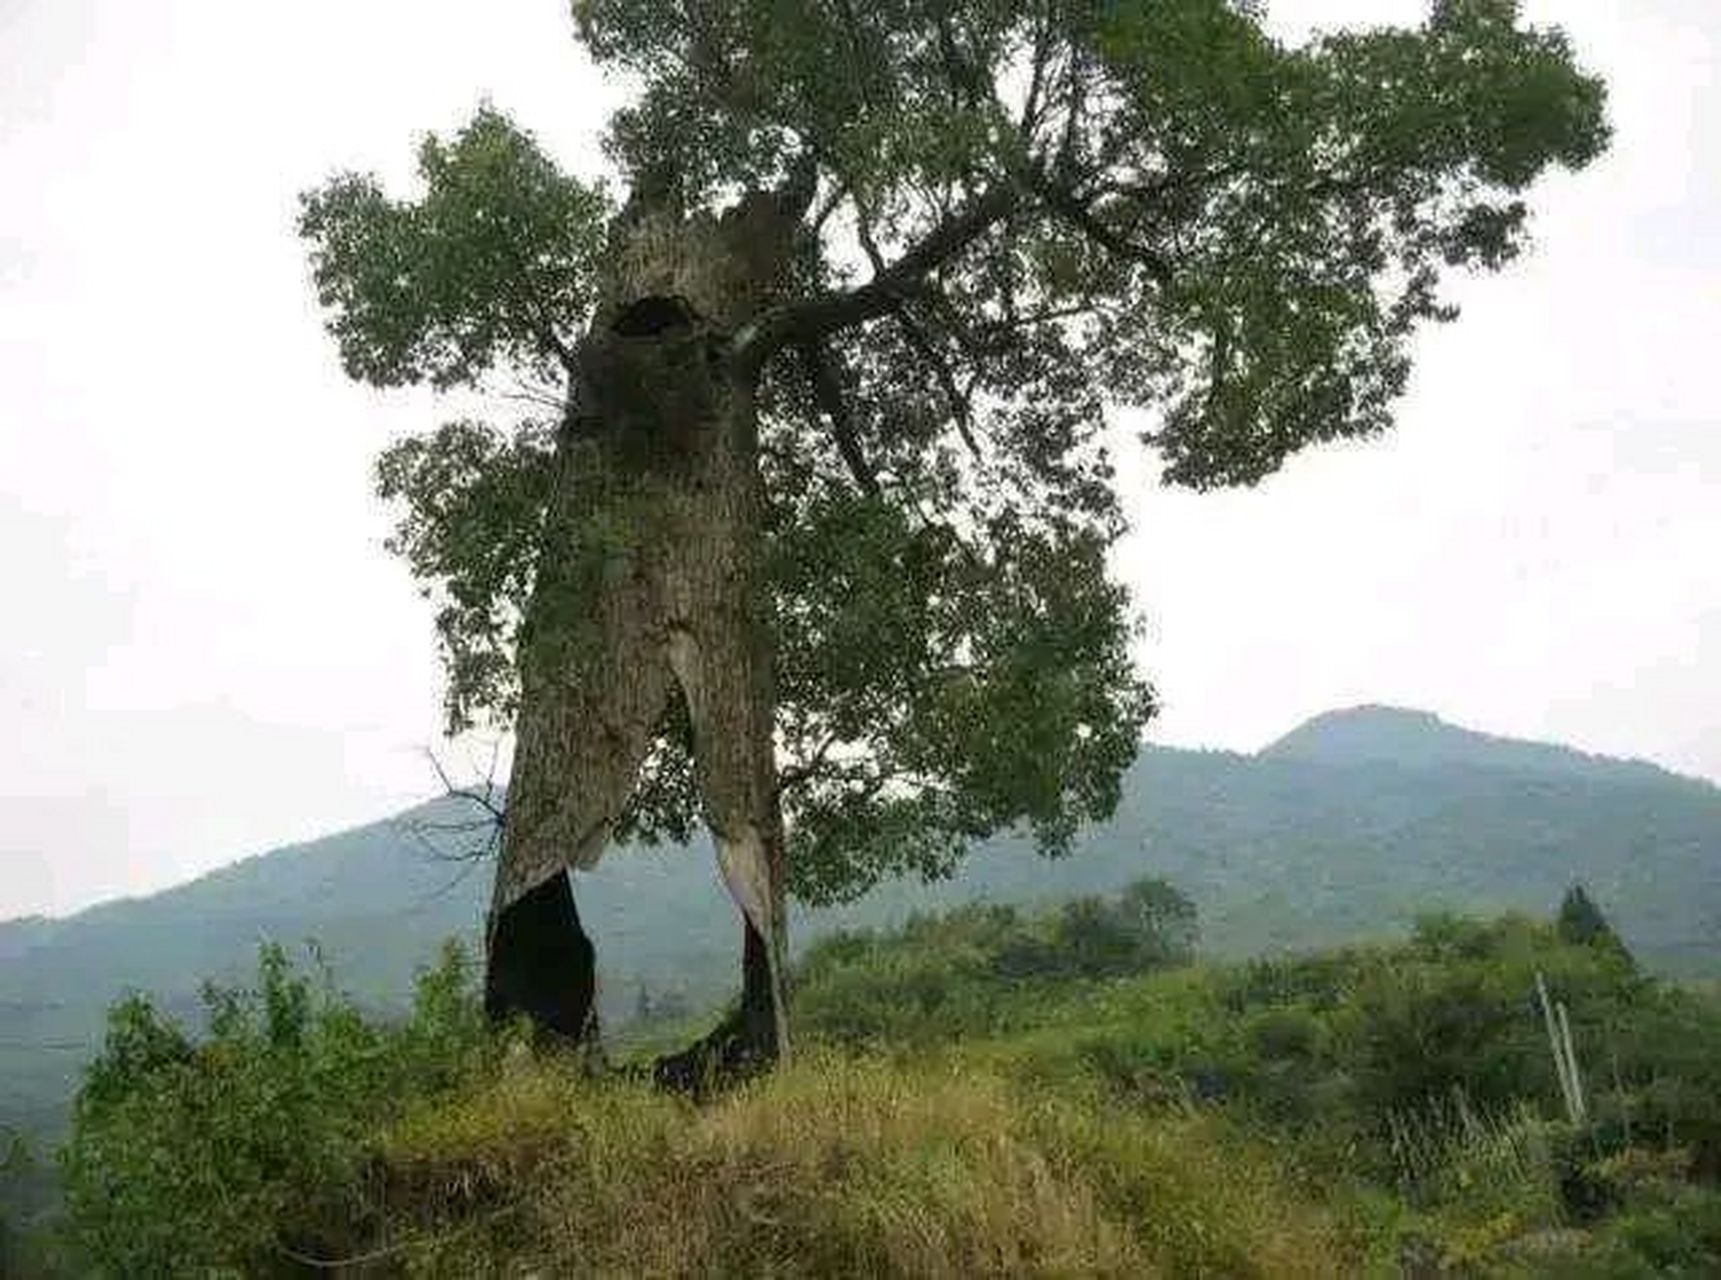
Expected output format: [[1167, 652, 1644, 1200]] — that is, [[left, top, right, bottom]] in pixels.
[[1536, 971, 1579, 1123], [1557, 1000, 1587, 1123]]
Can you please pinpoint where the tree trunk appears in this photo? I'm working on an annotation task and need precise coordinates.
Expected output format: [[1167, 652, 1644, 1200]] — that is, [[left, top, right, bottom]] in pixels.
[[486, 192, 804, 1071]]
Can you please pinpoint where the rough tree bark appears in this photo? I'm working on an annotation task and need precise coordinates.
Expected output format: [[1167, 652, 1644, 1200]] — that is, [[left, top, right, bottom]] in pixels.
[[485, 183, 809, 1080]]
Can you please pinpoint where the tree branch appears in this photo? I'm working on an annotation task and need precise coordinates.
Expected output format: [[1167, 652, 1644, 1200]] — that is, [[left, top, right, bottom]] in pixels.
[[798, 339, 881, 498], [775, 149, 821, 225], [734, 185, 1019, 370], [1030, 174, 1174, 290], [891, 303, 982, 459], [396, 745, 507, 866], [777, 728, 843, 792], [1020, 8, 1056, 141], [809, 180, 849, 236], [936, 15, 987, 108]]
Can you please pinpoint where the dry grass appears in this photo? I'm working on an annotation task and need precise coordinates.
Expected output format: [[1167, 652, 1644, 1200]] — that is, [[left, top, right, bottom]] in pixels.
[[373, 1050, 1347, 1277]]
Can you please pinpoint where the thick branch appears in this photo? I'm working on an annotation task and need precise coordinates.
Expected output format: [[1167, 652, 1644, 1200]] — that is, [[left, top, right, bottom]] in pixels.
[[798, 339, 881, 498], [734, 185, 1019, 370]]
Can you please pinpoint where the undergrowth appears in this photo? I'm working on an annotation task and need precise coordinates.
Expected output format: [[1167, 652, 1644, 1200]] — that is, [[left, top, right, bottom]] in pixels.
[[27, 883, 1721, 1277]]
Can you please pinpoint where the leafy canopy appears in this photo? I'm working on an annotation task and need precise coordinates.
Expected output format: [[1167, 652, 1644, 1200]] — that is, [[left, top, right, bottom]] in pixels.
[[300, 0, 1606, 902]]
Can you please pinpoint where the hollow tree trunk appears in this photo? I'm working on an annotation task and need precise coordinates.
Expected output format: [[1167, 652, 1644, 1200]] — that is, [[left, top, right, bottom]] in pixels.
[[486, 190, 803, 1071], [483, 870, 595, 1041]]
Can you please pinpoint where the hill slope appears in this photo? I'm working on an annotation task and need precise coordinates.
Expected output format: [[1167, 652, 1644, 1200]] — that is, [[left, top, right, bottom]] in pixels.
[[3, 706, 1718, 1163]]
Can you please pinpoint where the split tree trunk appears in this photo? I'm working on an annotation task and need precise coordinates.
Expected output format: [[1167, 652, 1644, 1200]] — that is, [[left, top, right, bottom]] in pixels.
[[485, 190, 805, 1075]]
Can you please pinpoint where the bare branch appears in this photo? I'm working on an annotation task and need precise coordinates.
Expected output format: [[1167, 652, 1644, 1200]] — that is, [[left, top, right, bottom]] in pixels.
[[398, 744, 508, 866], [495, 377, 567, 412], [976, 301, 1103, 335], [422, 746, 506, 823]]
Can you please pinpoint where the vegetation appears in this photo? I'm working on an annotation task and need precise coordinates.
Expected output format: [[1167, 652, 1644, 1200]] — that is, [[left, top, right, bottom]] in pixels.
[[19, 885, 1718, 1277], [794, 878, 1196, 1047], [6, 708, 1720, 1228], [2, 3, 1681, 1275], [48, 942, 503, 1277]]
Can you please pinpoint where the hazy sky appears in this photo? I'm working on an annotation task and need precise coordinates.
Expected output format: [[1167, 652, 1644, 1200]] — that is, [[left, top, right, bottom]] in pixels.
[[2, 1, 1716, 920]]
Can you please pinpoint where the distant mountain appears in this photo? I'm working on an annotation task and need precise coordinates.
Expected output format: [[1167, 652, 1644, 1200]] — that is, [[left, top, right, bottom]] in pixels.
[[4, 706, 1718, 1201], [1262, 705, 1685, 786]]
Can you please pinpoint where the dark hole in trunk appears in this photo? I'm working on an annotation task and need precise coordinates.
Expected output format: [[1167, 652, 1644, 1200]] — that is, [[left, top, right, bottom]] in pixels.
[[484, 870, 596, 1042], [612, 294, 700, 337], [652, 918, 778, 1097]]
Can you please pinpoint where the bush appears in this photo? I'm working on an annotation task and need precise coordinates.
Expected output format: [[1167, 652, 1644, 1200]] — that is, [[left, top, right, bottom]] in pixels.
[[1050, 878, 1198, 979], [45, 894, 1721, 1277], [57, 939, 497, 1276]]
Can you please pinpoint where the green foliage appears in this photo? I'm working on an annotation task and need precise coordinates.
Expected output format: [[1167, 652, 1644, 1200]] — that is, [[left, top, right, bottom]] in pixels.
[[298, 105, 608, 391], [301, 4, 1608, 903], [375, 418, 558, 731], [794, 878, 1196, 1046], [9, 724, 1721, 1227], [57, 941, 497, 1277], [771, 485, 1155, 900], [573, 0, 1607, 488], [806, 895, 1721, 1273]]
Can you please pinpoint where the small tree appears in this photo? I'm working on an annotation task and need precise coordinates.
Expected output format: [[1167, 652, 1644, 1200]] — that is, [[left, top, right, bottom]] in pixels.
[[1557, 883, 1634, 966], [300, 0, 1608, 1071]]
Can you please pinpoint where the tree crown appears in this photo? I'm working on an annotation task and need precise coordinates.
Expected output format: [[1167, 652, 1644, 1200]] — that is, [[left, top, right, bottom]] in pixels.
[[300, 0, 1606, 902]]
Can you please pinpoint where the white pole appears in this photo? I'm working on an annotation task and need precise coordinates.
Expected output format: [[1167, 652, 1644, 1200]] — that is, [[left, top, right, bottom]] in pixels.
[[1558, 1000, 1587, 1123], [1536, 971, 1578, 1123]]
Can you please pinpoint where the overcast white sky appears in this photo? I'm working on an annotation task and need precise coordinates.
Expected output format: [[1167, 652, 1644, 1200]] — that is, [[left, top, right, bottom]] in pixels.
[[1, 1, 1716, 920]]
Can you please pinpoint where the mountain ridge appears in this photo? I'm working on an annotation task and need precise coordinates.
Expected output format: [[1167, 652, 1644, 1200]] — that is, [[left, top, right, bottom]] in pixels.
[[6, 704, 1711, 934]]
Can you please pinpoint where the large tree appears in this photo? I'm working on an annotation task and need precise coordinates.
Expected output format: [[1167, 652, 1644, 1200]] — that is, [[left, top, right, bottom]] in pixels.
[[300, 0, 1606, 1076]]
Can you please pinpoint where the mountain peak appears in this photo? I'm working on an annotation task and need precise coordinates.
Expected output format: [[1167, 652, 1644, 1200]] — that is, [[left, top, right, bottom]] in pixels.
[[1259, 705, 1668, 782]]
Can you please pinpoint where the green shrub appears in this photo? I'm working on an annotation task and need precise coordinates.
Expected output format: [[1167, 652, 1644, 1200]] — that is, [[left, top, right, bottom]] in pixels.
[[57, 939, 496, 1276], [1585, 1181, 1721, 1277], [794, 880, 1196, 1048]]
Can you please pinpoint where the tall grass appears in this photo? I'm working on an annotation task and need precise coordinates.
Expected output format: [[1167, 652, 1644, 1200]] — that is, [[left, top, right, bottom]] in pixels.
[[372, 1051, 1344, 1278]]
